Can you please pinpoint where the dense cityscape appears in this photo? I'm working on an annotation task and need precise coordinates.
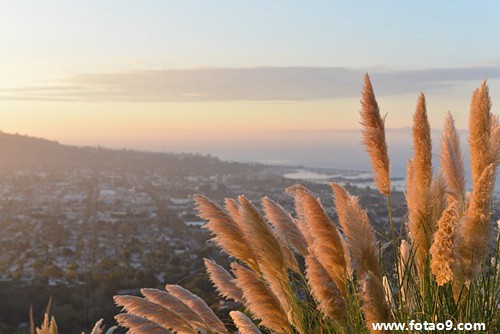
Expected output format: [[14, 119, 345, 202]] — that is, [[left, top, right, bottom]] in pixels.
[[0, 132, 496, 333]]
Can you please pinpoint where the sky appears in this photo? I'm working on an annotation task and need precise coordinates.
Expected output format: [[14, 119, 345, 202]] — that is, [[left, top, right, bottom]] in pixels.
[[1, 1, 500, 170]]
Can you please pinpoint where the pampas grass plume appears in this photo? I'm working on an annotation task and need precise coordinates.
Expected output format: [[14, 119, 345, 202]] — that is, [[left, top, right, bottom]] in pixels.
[[331, 183, 381, 279], [430, 202, 458, 286], [140, 288, 207, 330], [114, 313, 170, 334], [261, 196, 308, 256], [360, 271, 392, 334], [286, 184, 347, 297], [113, 295, 194, 334], [455, 164, 496, 282], [194, 195, 258, 272], [305, 255, 347, 325], [360, 74, 391, 196], [469, 81, 493, 186], [165, 285, 228, 334], [440, 112, 466, 204], [230, 311, 263, 334], [237, 195, 288, 274], [232, 263, 291, 334], [204, 258, 244, 303], [407, 93, 434, 275]]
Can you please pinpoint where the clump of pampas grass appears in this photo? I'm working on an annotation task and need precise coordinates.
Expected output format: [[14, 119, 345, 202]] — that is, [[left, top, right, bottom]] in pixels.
[[113, 76, 500, 333], [31, 300, 116, 334]]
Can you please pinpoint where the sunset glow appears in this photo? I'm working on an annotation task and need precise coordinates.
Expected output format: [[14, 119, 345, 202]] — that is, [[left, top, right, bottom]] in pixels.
[[0, 1, 499, 162]]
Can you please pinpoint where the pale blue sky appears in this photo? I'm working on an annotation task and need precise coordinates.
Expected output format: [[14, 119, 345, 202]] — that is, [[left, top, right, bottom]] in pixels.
[[1, 1, 500, 71], [0, 1, 499, 170]]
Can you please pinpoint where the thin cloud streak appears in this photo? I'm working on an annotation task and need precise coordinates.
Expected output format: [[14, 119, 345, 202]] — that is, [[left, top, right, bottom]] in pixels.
[[1, 66, 500, 102]]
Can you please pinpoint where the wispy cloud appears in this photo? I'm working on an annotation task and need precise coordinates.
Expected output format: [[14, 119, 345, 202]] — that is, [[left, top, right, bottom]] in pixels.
[[1, 66, 500, 102]]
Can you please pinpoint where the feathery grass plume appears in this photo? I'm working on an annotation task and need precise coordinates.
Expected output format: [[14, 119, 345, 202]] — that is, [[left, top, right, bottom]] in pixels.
[[469, 80, 493, 186], [165, 285, 228, 334], [407, 93, 434, 276], [289, 190, 315, 248], [405, 159, 415, 209], [224, 197, 241, 221], [226, 197, 293, 273], [89, 319, 116, 334], [360, 271, 392, 334], [237, 195, 288, 273], [89, 319, 104, 334], [237, 195, 297, 320], [331, 185, 355, 275], [398, 239, 411, 303], [440, 112, 466, 204], [454, 164, 496, 283], [35, 314, 58, 334], [230, 311, 263, 334], [360, 74, 391, 195], [339, 232, 353, 276], [305, 255, 347, 325], [261, 196, 308, 256], [286, 184, 347, 297], [430, 201, 458, 286], [490, 114, 500, 167], [412, 93, 433, 199], [194, 195, 259, 272], [114, 295, 195, 334], [33, 299, 60, 334], [140, 288, 207, 330], [204, 258, 244, 303], [257, 199, 300, 272], [430, 174, 447, 226], [331, 183, 381, 280], [232, 263, 291, 334], [382, 276, 394, 308], [115, 313, 172, 334]]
